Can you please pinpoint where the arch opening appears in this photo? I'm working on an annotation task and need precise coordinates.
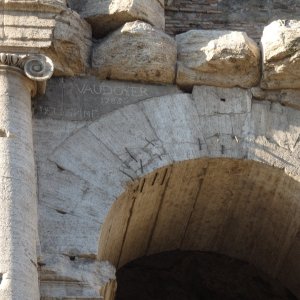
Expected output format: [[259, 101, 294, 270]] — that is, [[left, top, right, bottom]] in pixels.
[[99, 158, 300, 298], [116, 251, 298, 300]]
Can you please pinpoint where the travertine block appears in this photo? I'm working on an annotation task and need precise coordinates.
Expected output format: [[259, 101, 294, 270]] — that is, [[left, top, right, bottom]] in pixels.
[[92, 21, 176, 85], [192, 85, 252, 115], [261, 20, 300, 89], [68, 0, 165, 38], [1, 4, 92, 76], [176, 30, 261, 89]]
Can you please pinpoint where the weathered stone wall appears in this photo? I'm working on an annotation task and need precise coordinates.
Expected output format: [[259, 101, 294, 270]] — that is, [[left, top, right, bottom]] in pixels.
[[1, 0, 300, 299], [165, 0, 300, 41]]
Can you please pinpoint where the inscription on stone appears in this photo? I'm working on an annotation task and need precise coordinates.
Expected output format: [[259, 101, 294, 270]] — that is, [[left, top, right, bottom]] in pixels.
[[34, 77, 180, 121]]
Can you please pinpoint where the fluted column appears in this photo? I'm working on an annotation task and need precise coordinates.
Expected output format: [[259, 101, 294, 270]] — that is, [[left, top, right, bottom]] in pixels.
[[0, 54, 53, 300]]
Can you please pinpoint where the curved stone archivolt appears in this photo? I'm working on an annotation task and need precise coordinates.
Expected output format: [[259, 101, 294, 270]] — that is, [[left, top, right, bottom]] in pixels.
[[50, 86, 300, 195], [41, 86, 300, 298]]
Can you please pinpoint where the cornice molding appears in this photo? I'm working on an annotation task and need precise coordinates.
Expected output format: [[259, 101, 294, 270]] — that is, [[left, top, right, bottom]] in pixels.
[[3, 0, 66, 13]]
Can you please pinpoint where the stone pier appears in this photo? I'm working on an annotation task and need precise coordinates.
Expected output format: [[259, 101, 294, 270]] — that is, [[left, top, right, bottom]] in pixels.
[[0, 54, 53, 300]]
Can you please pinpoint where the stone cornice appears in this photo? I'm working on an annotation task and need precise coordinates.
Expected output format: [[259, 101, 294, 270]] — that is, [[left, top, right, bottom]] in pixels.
[[0, 6, 92, 76], [3, 0, 66, 13]]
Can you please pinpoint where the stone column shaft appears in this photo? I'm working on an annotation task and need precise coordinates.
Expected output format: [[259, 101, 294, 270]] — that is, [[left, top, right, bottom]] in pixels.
[[0, 54, 53, 300], [0, 67, 38, 299]]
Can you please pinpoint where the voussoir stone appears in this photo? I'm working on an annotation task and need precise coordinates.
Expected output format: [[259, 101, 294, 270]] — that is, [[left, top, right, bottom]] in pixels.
[[1, 3, 92, 76], [92, 21, 176, 85], [261, 20, 300, 89], [68, 0, 165, 38], [176, 30, 261, 89]]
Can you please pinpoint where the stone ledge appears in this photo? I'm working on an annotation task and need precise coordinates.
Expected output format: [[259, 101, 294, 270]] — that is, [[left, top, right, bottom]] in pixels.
[[3, 0, 67, 12]]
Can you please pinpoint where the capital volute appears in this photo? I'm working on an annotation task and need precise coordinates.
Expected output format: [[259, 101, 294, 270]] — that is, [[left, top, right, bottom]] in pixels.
[[0, 53, 54, 95]]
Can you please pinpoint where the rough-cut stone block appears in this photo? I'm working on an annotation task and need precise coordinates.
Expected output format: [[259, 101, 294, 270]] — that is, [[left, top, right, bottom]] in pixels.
[[261, 20, 300, 89], [68, 0, 164, 38], [92, 21, 176, 85], [176, 30, 261, 89], [1, 4, 92, 76]]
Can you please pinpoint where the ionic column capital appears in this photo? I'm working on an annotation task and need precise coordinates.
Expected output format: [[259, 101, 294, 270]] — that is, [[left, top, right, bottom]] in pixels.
[[0, 53, 54, 94]]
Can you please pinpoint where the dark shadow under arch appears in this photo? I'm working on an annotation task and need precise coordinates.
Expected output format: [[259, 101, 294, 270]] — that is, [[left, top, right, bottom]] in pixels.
[[116, 251, 298, 300]]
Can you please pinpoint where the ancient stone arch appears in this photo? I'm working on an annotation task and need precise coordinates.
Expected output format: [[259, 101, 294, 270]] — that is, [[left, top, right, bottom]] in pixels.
[[0, 0, 300, 300], [37, 88, 300, 298]]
